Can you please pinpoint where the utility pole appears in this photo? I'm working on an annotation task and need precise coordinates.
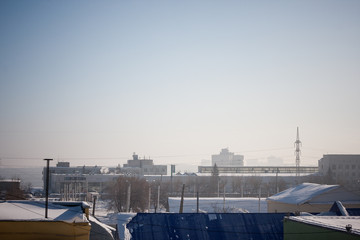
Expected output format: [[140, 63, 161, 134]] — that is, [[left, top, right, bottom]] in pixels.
[[275, 167, 279, 194], [171, 165, 175, 196], [44, 158, 53, 218], [148, 185, 151, 212], [258, 187, 261, 213], [223, 185, 226, 212], [179, 184, 185, 213], [295, 127, 302, 179], [196, 191, 199, 213], [241, 182, 244, 198], [157, 184, 160, 212], [92, 195, 97, 216], [126, 182, 131, 212]]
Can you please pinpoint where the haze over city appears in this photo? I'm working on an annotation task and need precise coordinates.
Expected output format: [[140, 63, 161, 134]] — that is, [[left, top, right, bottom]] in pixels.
[[1, 1, 359, 171]]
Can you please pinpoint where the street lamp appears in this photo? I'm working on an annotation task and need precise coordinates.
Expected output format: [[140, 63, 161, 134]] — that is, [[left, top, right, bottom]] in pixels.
[[125, 180, 131, 212]]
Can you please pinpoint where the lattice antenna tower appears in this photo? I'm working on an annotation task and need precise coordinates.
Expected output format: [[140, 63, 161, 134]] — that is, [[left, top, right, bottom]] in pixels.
[[294, 127, 302, 177]]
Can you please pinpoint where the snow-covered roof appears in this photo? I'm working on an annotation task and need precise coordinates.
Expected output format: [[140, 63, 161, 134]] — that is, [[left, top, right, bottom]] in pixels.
[[0, 200, 88, 223], [0, 179, 21, 182], [267, 183, 339, 205], [89, 215, 116, 239], [288, 216, 360, 235]]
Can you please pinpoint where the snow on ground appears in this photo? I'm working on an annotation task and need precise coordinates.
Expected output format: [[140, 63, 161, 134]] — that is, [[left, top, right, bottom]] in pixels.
[[93, 200, 111, 216], [91, 200, 136, 239], [117, 213, 137, 240], [92, 200, 117, 226], [168, 197, 267, 213], [97, 211, 136, 240], [89, 215, 117, 240]]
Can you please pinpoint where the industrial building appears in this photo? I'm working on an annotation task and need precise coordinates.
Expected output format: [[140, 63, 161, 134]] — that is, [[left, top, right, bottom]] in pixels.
[[318, 154, 360, 191], [123, 153, 167, 176], [43, 153, 167, 198], [267, 183, 360, 213]]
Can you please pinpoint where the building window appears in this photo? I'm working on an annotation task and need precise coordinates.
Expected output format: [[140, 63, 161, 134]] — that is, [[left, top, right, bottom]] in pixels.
[[332, 165, 336, 170], [338, 164, 343, 169]]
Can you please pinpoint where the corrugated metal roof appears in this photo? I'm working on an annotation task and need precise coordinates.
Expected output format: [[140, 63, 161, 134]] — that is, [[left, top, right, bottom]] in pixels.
[[127, 213, 287, 240]]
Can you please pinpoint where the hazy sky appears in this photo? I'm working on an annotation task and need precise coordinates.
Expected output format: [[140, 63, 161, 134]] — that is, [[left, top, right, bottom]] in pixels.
[[1, 1, 359, 171]]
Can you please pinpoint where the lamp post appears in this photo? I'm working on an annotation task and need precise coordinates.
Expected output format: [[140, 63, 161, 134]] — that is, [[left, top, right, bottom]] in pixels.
[[126, 181, 131, 212], [148, 184, 151, 212], [44, 158, 53, 218], [171, 165, 175, 196], [157, 184, 160, 212]]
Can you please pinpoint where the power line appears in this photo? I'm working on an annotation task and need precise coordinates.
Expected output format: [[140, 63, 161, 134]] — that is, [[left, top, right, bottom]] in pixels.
[[0, 146, 316, 161]]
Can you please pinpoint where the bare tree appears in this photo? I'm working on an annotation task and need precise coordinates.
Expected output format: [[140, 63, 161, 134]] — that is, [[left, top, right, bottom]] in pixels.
[[197, 176, 212, 197], [210, 164, 220, 194], [303, 174, 324, 185], [246, 175, 262, 197], [171, 179, 184, 197], [231, 176, 244, 193], [104, 176, 149, 212]]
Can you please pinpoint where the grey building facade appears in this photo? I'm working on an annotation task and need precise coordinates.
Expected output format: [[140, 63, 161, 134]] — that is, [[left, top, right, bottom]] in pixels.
[[124, 153, 167, 176], [318, 154, 360, 191], [212, 148, 244, 167]]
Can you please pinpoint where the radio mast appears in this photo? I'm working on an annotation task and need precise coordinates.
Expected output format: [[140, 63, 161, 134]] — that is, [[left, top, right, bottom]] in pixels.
[[294, 127, 302, 177]]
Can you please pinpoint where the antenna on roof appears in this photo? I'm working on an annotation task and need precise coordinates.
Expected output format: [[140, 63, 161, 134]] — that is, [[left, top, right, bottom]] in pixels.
[[294, 127, 302, 178]]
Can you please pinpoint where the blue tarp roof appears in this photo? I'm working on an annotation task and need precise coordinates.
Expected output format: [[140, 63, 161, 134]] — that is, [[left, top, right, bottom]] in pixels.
[[347, 208, 360, 216], [126, 213, 287, 240]]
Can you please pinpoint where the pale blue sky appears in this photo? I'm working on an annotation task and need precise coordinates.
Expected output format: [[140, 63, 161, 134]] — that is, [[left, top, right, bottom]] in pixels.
[[1, 1, 359, 170]]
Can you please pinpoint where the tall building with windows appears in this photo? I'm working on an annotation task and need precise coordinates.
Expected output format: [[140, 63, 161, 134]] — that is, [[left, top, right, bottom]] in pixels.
[[211, 148, 244, 166], [318, 154, 360, 191], [123, 153, 167, 176]]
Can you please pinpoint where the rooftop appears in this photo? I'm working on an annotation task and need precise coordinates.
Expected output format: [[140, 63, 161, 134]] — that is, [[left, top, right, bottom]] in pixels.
[[0, 200, 89, 223], [288, 216, 360, 235], [267, 183, 339, 205]]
